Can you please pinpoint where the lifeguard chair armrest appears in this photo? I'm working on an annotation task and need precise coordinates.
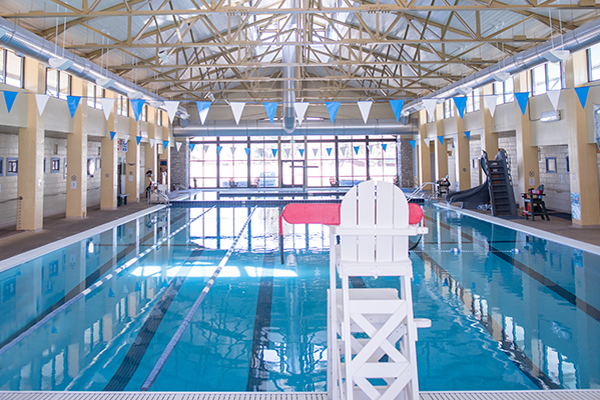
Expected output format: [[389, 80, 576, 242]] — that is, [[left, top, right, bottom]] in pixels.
[[415, 318, 432, 328]]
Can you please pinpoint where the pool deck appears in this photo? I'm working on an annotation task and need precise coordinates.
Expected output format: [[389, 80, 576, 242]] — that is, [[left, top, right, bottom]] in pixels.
[[1, 391, 600, 400]]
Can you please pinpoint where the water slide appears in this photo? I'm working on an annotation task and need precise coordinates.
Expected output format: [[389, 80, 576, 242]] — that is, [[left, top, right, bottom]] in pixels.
[[446, 151, 490, 209]]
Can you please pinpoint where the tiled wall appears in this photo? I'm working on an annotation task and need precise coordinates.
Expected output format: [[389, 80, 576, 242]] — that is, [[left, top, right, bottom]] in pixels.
[[171, 143, 189, 190], [538, 145, 571, 212], [398, 139, 414, 187], [0, 133, 19, 226], [498, 132, 519, 201], [469, 136, 482, 187]]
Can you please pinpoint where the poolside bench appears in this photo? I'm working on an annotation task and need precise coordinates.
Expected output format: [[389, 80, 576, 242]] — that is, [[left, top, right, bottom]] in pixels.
[[117, 194, 129, 207]]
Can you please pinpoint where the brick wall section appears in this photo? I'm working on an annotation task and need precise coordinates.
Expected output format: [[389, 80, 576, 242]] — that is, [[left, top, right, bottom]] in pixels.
[[0, 132, 19, 226], [497, 132, 519, 202], [171, 143, 189, 190], [398, 138, 414, 187], [43, 137, 67, 216], [469, 136, 482, 187], [538, 145, 571, 212]]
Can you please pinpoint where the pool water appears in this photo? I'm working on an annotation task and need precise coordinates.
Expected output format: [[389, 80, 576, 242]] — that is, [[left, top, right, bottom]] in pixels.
[[0, 205, 598, 391]]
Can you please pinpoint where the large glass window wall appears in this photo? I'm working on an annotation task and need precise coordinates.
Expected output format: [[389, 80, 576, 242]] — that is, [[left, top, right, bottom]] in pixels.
[[189, 135, 399, 189]]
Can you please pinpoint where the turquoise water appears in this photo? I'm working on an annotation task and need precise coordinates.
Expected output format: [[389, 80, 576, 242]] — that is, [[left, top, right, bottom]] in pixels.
[[0, 205, 598, 391]]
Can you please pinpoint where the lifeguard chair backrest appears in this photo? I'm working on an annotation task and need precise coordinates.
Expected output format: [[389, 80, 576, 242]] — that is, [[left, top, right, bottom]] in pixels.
[[338, 181, 410, 265]]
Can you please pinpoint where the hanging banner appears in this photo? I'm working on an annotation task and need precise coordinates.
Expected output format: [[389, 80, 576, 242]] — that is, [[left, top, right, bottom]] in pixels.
[[299, 148, 305, 157], [574, 86, 590, 109], [423, 99, 437, 121], [284, 148, 291, 158], [124, 134, 131, 142], [325, 102, 341, 124], [189, 143, 196, 152], [263, 102, 278, 124], [35, 94, 50, 116], [409, 140, 415, 149], [438, 136, 444, 145], [196, 101, 212, 125], [464, 131, 471, 140], [423, 139, 430, 148], [230, 147, 237, 156], [204, 144, 210, 153], [216, 145, 223, 154], [357, 101, 373, 124], [381, 144, 388, 152], [389, 99, 405, 122], [546, 90, 561, 112], [353, 146, 360, 155], [110, 131, 117, 141], [484, 95, 499, 117], [367, 145, 374, 153], [150, 138, 156, 147], [100, 98, 115, 120], [326, 148, 333, 156], [453, 96, 467, 119], [130, 99, 146, 122], [340, 146, 348, 156], [163, 140, 169, 150], [3, 91, 18, 113], [230, 102, 246, 125], [136, 136, 142, 145], [176, 142, 182, 151], [312, 148, 319, 156], [294, 102, 309, 125], [271, 148, 278, 157], [515, 92, 530, 115], [67, 96, 81, 118], [163, 101, 180, 123], [245, 148, 250, 156]]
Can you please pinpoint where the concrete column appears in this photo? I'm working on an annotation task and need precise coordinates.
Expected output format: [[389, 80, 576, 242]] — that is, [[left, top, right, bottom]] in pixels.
[[145, 114, 158, 194], [125, 117, 141, 202], [513, 72, 539, 198], [100, 92, 118, 210], [417, 110, 431, 186], [455, 117, 471, 190], [397, 138, 414, 187], [17, 59, 45, 230], [66, 78, 88, 218], [564, 51, 600, 226], [481, 84, 499, 158], [435, 120, 448, 181]]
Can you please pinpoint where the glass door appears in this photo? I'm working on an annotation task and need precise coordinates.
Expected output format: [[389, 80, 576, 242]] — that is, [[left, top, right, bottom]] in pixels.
[[281, 160, 305, 188]]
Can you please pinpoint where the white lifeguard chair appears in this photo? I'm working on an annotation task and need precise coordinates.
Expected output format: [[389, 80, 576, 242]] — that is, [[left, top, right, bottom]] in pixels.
[[327, 181, 429, 400]]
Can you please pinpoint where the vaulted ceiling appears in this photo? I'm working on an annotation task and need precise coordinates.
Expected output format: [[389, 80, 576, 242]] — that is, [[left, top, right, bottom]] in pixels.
[[1, 0, 598, 104]]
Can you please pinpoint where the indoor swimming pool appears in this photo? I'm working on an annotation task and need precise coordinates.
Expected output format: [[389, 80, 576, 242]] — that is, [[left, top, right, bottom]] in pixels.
[[0, 203, 598, 392]]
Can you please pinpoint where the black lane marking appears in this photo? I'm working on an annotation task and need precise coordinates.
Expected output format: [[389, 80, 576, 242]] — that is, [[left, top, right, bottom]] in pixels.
[[414, 250, 561, 390], [424, 215, 600, 323], [104, 248, 204, 391], [246, 253, 276, 391]]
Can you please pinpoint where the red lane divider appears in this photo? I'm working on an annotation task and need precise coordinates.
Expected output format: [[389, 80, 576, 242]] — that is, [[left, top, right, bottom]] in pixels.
[[279, 203, 341, 235]]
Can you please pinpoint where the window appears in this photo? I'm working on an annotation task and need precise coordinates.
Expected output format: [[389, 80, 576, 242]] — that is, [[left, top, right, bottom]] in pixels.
[[443, 99, 454, 118], [546, 157, 557, 173], [117, 96, 129, 117], [46, 69, 71, 100], [532, 62, 563, 96], [7, 158, 18, 175], [87, 158, 96, 177], [494, 77, 515, 104], [4, 50, 23, 88], [0, 158, 3, 176], [141, 104, 148, 122], [51, 157, 60, 173], [588, 43, 600, 81], [157, 109, 163, 126], [466, 88, 481, 113], [86, 84, 105, 109]]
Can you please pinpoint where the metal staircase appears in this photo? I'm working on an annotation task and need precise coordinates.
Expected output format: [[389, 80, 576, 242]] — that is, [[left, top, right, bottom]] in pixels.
[[487, 150, 518, 217]]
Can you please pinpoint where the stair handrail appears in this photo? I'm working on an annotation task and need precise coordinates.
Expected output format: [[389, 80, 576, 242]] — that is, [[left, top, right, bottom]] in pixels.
[[409, 182, 436, 199]]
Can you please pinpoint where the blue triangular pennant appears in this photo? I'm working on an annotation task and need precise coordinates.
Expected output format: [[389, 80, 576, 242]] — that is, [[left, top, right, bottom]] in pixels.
[[67, 96, 81, 118], [299, 148, 305, 157], [409, 140, 415, 149], [574, 86, 590, 109], [515, 92, 530, 115], [381, 144, 387, 152], [245, 148, 250, 156], [163, 140, 169, 149], [453, 96, 467, 119], [217, 146, 223, 154], [130, 99, 146, 122], [136, 136, 142, 145], [325, 102, 341, 124], [354, 146, 360, 155], [326, 148, 333, 156], [464, 131, 471, 140], [438, 136, 444, 145], [389, 100, 405, 121], [110, 131, 116, 141], [108, 287, 115, 297], [3, 91, 18, 113], [189, 143, 196, 151], [51, 325, 58, 333], [263, 102, 278, 124], [271, 148, 278, 157]]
